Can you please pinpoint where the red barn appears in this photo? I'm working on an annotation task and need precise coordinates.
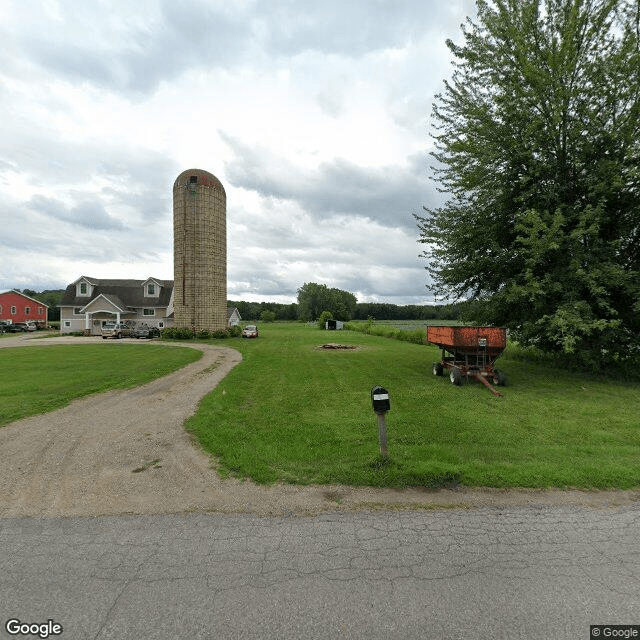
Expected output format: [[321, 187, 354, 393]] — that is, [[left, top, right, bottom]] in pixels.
[[0, 290, 49, 327]]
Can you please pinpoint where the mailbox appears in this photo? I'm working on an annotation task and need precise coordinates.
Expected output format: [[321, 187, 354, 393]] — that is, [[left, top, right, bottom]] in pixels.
[[371, 385, 390, 414]]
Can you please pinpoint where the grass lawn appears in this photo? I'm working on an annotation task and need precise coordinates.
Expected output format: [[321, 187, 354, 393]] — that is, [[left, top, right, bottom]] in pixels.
[[185, 322, 640, 489], [0, 343, 201, 427]]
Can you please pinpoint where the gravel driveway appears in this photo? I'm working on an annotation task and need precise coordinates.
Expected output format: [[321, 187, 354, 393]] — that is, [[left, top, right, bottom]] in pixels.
[[1, 334, 638, 516]]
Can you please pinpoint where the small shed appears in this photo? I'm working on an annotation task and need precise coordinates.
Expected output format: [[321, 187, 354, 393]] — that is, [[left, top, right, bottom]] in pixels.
[[325, 319, 344, 330]]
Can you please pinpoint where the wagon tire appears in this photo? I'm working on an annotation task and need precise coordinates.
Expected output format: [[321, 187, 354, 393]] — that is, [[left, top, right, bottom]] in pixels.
[[450, 367, 462, 386], [432, 362, 443, 376]]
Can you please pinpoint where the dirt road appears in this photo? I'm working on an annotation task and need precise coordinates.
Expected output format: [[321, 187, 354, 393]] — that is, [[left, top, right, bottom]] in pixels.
[[1, 334, 637, 516]]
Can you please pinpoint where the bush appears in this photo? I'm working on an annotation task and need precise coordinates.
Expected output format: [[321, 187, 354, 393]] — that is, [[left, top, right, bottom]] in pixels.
[[318, 310, 333, 330], [228, 325, 242, 338], [161, 327, 195, 340], [260, 310, 276, 323], [344, 321, 426, 345]]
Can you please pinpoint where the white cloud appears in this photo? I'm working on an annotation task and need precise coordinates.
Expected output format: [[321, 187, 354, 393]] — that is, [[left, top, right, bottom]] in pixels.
[[0, 0, 475, 303]]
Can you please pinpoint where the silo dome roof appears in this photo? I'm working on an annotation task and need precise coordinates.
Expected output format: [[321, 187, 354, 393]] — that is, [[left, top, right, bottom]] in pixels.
[[173, 169, 225, 194]]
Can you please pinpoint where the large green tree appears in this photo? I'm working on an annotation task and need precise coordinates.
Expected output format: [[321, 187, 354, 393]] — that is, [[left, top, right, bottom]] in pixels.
[[297, 283, 357, 321], [416, 0, 640, 368]]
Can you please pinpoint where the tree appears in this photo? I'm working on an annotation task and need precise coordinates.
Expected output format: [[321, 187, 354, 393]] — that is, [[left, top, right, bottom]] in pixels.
[[296, 283, 358, 321], [416, 0, 640, 368], [260, 310, 276, 323]]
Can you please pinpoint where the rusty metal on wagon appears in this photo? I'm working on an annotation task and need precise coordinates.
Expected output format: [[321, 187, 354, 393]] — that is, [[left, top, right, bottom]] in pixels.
[[426, 326, 508, 396]]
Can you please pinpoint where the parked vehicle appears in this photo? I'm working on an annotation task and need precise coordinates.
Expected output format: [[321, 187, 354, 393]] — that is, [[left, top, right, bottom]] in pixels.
[[133, 325, 161, 339], [242, 324, 259, 338], [0, 320, 10, 333], [133, 325, 149, 339], [11, 323, 29, 332], [24, 321, 37, 331], [101, 322, 134, 339]]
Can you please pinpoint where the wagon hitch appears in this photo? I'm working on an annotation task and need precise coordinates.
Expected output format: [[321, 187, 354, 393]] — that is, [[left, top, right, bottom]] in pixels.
[[470, 372, 503, 397]]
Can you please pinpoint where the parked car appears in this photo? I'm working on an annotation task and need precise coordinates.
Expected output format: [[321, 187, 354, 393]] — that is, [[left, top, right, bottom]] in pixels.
[[133, 325, 150, 339], [101, 322, 134, 339], [11, 323, 29, 332], [242, 324, 259, 338], [132, 325, 161, 339], [0, 320, 10, 333], [24, 321, 37, 331]]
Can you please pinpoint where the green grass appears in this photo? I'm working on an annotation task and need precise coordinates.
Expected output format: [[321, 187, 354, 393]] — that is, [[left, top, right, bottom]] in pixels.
[[0, 344, 201, 427], [185, 323, 640, 489]]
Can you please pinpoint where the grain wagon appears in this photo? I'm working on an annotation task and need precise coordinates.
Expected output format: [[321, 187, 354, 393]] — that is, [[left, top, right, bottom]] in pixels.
[[426, 326, 508, 396]]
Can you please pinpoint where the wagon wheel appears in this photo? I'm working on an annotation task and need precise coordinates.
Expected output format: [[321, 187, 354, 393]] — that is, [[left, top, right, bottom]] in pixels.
[[432, 362, 443, 376], [495, 369, 508, 386], [449, 367, 462, 386]]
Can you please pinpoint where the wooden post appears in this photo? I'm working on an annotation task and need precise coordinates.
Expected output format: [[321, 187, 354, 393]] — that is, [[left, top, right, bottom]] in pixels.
[[377, 412, 388, 458]]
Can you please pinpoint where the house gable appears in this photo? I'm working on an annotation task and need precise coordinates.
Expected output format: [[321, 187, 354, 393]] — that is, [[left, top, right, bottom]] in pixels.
[[0, 290, 49, 324], [81, 294, 128, 315], [142, 278, 162, 298], [74, 276, 97, 298]]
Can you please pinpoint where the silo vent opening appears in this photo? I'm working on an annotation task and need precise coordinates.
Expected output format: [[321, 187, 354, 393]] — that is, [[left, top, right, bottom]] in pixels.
[[189, 176, 197, 184]]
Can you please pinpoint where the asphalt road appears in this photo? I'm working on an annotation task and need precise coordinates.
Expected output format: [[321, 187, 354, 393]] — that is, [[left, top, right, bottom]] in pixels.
[[2, 505, 639, 640]]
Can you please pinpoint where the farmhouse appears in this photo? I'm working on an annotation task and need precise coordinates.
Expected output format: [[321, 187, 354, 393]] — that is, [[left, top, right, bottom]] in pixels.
[[59, 276, 242, 335], [0, 290, 49, 326], [59, 276, 174, 335]]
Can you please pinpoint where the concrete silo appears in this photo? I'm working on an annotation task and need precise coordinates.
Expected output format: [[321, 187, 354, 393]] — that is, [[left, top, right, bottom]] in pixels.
[[173, 168, 227, 332]]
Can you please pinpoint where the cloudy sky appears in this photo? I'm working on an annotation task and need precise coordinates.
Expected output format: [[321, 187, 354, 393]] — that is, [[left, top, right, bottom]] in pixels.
[[0, 0, 476, 304]]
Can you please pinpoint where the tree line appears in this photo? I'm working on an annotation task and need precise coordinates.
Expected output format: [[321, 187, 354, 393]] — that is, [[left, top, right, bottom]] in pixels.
[[16, 286, 456, 324]]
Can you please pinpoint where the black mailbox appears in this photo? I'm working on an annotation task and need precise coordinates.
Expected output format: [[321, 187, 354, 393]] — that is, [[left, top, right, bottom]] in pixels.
[[371, 385, 390, 413]]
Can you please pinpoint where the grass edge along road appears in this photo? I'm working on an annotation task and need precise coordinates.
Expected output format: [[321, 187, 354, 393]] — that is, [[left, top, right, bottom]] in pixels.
[[0, 343, 202, 427], [185, 323, 640, 490]]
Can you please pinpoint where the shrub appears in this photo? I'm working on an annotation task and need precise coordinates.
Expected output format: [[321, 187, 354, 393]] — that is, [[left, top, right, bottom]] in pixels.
[[161, 327, 195, 340], [318, 310, 333, 330], [260, 310, 277, 323], [228, 325, 242, 338]]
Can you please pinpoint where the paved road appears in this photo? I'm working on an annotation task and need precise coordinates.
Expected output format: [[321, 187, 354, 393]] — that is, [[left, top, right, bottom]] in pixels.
[[2, 505, 639, 640]]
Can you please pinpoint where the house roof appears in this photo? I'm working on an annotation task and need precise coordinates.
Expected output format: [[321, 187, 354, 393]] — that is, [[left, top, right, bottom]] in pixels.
[[0, 290, 50, 307], [59, 277, 174, 309]]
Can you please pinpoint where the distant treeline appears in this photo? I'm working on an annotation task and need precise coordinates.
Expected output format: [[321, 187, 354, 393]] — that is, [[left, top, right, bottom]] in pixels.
[[16, 287, 464, 324], [229, 300, 465, 322]]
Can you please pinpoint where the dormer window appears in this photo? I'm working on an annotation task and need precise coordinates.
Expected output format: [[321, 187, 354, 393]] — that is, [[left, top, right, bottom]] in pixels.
[[77, 281, 91, 297], [145, 281, 160, 297]]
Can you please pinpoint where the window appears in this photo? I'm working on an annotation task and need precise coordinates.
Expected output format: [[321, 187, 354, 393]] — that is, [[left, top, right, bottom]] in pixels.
[[25, 307, 31, 315], [79, 282, 88, 295], [11, 306, 17, 315], [158, 322, 164, 328], [143, 308, 155, 316], [148, 283, 155, 295], [38, 307, 44, 315], [64, 321, 71, 327]]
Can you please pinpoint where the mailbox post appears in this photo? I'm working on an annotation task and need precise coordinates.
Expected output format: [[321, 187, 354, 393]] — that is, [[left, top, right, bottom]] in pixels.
[[371, 386, 390, 458]]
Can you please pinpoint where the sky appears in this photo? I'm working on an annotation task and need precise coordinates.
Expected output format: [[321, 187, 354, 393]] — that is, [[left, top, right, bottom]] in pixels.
[[0, 0, 476, 305]]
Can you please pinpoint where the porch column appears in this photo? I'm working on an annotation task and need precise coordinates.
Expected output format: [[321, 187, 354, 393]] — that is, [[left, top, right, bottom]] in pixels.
[[116, 312, 121, 323], [85, 313, 91, 330]]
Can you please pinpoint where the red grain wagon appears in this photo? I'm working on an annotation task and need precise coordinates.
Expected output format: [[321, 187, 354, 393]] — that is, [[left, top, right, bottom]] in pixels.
[[426, 326, 508, 396]]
